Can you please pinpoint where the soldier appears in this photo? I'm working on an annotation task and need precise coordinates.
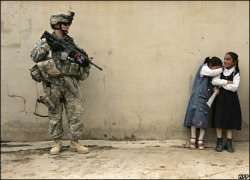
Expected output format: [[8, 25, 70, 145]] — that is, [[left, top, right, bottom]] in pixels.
[[30, 11, 90, 155]]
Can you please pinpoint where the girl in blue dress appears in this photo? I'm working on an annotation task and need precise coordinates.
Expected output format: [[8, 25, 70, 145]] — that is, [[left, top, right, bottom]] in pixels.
[[184, 56, 223, 150]]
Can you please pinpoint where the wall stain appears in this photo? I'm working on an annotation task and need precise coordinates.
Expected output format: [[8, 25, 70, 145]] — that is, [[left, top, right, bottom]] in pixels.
[[124, 134, 137, 141], [2, 43, 21, 48], [1, 121, 49, 142], [108, 49, 114, 56], [1, 144, 32, 148], [1, 21, 11, 33], [2, 80, 29, 114]]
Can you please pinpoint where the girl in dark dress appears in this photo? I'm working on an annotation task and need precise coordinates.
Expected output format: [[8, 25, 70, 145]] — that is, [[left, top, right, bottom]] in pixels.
[[212, 52, 242, 153]]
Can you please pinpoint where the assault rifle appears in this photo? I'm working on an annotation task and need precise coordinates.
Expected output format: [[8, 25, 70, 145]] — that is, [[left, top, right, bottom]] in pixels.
[[41, 31, 102, 71]]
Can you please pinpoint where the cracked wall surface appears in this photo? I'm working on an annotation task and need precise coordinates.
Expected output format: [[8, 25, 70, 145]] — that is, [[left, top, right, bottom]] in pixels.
[[1, 1, 249, 141]]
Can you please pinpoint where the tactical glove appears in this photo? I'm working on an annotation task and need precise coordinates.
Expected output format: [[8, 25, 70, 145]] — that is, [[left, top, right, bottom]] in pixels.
[[74, 53, 89, 67], [48, 41, 64, 51], [82, 60, 90, 67]]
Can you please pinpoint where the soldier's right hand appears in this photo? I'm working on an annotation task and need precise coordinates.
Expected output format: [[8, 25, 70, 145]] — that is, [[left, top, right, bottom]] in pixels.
[[48, 41, 65, 51]]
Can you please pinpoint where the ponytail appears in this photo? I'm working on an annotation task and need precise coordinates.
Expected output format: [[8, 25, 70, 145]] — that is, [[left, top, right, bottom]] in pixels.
[[204, 57, 210, 64], [235, 61, 240, 73]]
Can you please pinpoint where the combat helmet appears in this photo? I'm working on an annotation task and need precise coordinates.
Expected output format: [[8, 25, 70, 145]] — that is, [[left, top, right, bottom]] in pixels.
[[50, 11, 75, 30]]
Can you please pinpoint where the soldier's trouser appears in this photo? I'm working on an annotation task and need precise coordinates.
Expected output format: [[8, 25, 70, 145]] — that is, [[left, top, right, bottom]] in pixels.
[[43, 77, 84, 140]]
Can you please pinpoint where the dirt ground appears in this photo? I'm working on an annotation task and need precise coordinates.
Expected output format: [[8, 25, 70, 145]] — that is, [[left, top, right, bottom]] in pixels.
[[1, 140, 249, 179]]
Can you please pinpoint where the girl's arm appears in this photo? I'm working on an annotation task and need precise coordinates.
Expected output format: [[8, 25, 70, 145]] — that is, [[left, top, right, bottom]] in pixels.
[[212, 74, 228, 86], [222, 73, 240, 92], [200, 65, 223, 77]]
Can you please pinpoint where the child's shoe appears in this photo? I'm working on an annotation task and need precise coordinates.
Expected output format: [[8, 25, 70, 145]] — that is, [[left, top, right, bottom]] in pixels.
[[215, 138, 223, 152], [198, 139, 204, 150], [189, 137, 196, 149], [224, 138, 234, 153]]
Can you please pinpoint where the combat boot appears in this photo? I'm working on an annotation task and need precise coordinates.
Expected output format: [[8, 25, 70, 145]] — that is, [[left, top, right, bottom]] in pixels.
[[50, 139, 62, 155], [70, 140, 89, 154], [224, 138, 235, 153], [215, 138, 223, 152]]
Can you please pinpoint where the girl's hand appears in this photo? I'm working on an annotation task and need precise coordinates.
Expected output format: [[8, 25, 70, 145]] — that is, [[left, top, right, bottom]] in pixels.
[[216, 88, 220, 96], [227, 80, 233, 84]]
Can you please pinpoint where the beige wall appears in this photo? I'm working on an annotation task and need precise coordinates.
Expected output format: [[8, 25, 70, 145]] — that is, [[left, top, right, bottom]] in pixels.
[[1, 1, 249, 141]]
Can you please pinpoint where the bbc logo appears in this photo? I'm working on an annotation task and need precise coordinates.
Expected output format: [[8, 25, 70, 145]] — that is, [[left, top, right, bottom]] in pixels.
[[239, 174, 249, 179]]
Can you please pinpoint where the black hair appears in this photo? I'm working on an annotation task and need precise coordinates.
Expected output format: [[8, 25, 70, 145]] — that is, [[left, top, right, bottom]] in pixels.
[[204, 56, 222, 67], [226, 52, 240, 73]]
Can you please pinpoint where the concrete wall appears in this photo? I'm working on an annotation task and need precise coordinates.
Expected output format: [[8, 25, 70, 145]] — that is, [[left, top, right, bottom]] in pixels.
[[1, 1, 249, 142]]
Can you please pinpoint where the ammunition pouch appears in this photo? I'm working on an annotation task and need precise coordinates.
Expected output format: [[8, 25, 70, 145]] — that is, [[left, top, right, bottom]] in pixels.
[[37, 94, 58, 110], [68, 63, 79, 76], [78, 66, 90, 81], [30, 65, 44, 82], [37, 59, 61, 78]]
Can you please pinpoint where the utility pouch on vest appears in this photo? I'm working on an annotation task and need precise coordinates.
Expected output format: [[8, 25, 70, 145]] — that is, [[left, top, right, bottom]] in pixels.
[[68, 63, 79, 76], [78, 66, 90, 81], [37, 94, 58, 110], [29, 65, 44, 82], [37, 59, 61, 78]]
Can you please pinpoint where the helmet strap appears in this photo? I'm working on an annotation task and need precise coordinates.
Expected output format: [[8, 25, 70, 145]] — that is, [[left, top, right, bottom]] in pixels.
[[51, 24, 61, 30], [59, 23, 68, 35]]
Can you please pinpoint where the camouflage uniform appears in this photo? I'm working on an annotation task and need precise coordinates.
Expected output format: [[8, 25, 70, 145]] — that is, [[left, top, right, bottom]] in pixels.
[[30, 18, 90, 140]]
